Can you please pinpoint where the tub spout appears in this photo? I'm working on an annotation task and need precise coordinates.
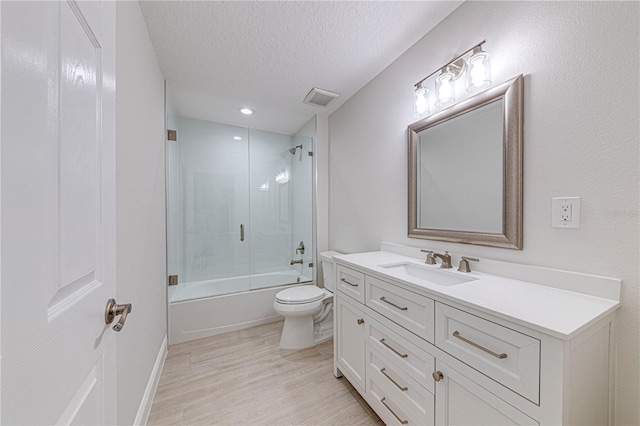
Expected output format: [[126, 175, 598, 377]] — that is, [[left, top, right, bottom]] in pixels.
[[290, 259, 304, 265]]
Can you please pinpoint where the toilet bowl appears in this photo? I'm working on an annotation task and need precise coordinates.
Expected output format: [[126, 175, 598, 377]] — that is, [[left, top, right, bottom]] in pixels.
[[274, 251, 341, 349]]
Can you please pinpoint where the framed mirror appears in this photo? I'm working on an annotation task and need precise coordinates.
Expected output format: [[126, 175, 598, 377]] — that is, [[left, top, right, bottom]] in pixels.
[[408, 74, 523, 249]]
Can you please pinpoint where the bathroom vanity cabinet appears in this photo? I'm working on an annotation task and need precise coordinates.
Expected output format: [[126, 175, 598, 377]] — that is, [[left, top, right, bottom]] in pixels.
[[333, 249, 620, 426]]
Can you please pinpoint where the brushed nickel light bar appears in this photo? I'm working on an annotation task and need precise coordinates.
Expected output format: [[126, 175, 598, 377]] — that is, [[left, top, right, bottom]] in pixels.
[[413, 40, 491, 118]]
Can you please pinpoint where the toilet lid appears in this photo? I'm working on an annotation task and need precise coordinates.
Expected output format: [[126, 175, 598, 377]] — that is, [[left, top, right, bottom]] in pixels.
[[276, 286, 325, 304]]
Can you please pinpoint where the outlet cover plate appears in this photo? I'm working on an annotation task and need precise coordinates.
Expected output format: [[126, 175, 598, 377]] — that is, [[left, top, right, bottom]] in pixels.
[[552, 197, 581, 228]]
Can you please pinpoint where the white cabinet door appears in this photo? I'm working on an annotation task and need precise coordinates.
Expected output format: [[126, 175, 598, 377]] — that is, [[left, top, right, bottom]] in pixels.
[[1, 1, 117, 424], [336, 297, 367, 392], [434, 360, 538, 426]]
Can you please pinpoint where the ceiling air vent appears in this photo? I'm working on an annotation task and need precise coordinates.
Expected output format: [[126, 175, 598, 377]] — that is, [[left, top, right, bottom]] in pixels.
[[303, 87, 340, 107]]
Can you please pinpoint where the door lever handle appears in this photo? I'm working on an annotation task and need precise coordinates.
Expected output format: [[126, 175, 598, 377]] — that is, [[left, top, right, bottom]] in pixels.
[[105, 299, 132, 332]]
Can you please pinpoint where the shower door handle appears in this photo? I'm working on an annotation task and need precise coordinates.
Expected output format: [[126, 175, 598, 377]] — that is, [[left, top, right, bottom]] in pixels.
[[240, 224, 245, 242]]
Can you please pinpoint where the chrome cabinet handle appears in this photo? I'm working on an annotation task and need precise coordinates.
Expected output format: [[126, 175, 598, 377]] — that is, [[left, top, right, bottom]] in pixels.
[[432, 371, 444, 382], [105, 299, 132, 332], [380, 397, 408, 425], [357, 318, 364, 325], [379, 296, 408, 311], [452, 330, 507, 359], [379, 338, 408, 358], [380, 368, 408, 391], [340, 278, 358, 287]]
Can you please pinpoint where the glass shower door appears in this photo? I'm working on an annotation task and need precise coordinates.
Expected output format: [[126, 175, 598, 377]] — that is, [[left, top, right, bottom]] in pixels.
[[290, 134, 314, 284], [174, 117, 251, 298], [167, 115, 316, 302], [247, 130, 314, 290]]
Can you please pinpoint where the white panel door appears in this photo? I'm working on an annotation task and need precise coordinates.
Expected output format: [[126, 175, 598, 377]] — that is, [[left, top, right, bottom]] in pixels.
[[1, 1, 117, 424]]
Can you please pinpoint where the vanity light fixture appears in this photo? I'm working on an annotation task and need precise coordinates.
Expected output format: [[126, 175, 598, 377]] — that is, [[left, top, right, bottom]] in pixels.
[[435, 66, 456, 108], [414, 40, 491, 114], [467, 45, 491, 92], [413, 82, 429, 118]]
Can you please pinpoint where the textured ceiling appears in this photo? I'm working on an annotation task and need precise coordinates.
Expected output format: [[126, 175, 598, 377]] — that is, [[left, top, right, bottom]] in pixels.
[[139, 1, 462, 134]]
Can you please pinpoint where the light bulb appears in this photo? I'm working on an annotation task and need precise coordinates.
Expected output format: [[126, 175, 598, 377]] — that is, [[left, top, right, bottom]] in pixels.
[[413, 84, 429, 117], [435, 68, 455, 108], [467, 47, 491, 92]]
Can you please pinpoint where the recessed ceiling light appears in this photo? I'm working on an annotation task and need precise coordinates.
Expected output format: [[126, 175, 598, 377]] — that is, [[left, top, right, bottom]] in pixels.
[[233, 136, 242, 141], [238, 107, 254, 115]]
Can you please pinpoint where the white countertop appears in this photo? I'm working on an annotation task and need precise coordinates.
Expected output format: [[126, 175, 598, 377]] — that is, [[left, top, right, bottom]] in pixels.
[[334, 250, 620, 340]]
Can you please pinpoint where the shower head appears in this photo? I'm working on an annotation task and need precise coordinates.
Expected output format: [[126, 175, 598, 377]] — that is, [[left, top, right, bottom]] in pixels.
[[288, 145, 303, 155]]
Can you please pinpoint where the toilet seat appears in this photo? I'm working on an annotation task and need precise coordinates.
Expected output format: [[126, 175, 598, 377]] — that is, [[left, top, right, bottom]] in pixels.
[[275, 285, 325, 305]]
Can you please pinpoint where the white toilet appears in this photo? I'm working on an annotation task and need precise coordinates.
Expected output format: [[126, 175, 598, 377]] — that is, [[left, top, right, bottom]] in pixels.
[[274, 251, 341, 349]]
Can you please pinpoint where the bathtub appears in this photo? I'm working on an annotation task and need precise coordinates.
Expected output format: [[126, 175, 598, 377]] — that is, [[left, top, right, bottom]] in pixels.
[[169, 270, 312, 344]]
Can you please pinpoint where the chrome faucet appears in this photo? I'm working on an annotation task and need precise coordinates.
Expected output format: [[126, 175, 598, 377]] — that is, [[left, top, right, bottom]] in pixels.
[[290, 258, 304, 265], [433, 251, 452, 269], [296, 241, 305, 255]]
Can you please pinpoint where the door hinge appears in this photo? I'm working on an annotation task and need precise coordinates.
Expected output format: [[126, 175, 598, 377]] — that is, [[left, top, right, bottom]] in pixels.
[[168, 275, 178, 286], [168, 129, 177, 141]]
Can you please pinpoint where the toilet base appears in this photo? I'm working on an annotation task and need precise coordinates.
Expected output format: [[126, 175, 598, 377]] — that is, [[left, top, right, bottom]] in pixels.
[[279, 316, 315, 349]]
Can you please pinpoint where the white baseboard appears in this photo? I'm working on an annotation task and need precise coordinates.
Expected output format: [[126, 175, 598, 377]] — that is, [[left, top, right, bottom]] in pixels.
[[134, 335, 167, 425]]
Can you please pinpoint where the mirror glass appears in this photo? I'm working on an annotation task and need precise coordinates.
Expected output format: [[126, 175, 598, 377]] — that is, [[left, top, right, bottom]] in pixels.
[[408, 75, 523, 249]]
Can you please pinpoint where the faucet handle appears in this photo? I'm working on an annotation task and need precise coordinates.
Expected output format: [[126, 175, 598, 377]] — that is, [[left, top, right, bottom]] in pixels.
[[458, 256, 479, 273], [420, 249, 436, 264]]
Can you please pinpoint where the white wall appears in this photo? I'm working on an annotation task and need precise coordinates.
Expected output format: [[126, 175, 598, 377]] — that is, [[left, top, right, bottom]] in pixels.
[[115, 2, 167, 424], [329, 2, 639, 424]]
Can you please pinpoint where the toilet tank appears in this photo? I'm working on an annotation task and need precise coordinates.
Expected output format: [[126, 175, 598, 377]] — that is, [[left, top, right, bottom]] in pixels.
[[319, 251, 342, 293]]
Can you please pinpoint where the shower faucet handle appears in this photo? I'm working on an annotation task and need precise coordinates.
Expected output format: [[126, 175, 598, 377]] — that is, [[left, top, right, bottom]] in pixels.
[[296, 241, 305, 255]]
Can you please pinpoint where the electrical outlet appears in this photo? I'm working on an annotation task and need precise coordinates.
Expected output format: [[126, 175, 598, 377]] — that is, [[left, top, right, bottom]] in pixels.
[[552, 197, 580, 228], [560, 203, 572, 222]]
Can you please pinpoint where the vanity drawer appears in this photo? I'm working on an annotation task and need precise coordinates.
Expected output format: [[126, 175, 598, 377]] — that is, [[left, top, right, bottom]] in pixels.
[[367, 318, 435, 390], [367, 372, 433, 426], [367, 347, 435, 426], [337, 265, 365, 303], [435, 303, 540, 404], [366, 275, 435, 343]]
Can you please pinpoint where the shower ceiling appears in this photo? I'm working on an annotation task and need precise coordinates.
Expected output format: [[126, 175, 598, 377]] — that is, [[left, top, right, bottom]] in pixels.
[[139, 1, 462, 135]]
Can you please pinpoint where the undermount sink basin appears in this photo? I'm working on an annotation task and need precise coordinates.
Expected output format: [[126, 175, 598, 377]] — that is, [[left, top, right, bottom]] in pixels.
[[380, 262, 477, 286]]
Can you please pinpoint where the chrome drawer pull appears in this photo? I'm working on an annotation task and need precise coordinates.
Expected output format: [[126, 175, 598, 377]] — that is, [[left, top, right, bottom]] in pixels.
[[379, 296, 408, 311], [380, 397, 408, 425], [380, 338, 408, 358], [452, 330, 508, 359], [380, 367, 408, 391], [340, 278, 358, 287]]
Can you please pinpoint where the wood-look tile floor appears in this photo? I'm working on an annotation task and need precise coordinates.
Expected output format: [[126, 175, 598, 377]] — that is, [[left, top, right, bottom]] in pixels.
[[147, 321, 382, 425]]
